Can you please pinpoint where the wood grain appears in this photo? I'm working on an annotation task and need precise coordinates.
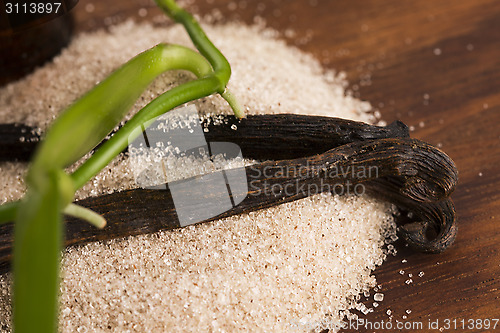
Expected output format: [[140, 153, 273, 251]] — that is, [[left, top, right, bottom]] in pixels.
[[9, 0, 500, 331]]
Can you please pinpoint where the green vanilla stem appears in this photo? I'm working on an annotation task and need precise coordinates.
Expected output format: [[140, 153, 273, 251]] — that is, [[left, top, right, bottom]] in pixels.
[[9, 1, 245, 332], [14, 44, 212, 333], [13, 170, 69, 333]]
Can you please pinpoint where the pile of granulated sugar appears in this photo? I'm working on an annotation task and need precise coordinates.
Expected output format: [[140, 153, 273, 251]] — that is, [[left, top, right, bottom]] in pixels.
[[0, 20, 396, 332]]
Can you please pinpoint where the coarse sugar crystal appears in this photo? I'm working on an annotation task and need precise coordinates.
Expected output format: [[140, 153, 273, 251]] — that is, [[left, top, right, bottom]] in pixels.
[[373, 293, 384, 302]]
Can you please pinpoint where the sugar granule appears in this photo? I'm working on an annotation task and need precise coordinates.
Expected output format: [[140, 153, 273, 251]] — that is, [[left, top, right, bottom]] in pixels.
[[0, 20, 396, 332], [374, 293, 384, 302]]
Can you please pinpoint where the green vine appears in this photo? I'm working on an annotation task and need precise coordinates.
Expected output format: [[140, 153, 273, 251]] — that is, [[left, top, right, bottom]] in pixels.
[[0, 0, 243, 332]]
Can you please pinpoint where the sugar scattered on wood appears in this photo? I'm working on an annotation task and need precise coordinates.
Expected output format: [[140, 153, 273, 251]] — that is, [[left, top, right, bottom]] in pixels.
[[374, 293, 384, 302]]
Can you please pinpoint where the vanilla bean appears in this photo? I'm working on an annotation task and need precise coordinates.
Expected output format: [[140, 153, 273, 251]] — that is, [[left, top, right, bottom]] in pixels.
[[0, 114, 408, 161], [202, 114, 409, 160], [0, 123, 40, 161], [0, 136, 458, 273]]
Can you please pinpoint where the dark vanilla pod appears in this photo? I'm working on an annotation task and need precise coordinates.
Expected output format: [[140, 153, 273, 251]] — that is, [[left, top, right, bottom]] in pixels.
[[1, 114, 408, 161], [0, 114, 458, 273]]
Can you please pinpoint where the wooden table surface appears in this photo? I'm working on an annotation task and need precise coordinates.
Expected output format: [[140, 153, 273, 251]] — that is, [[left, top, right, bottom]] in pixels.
[[54, 0, 500, 331]]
